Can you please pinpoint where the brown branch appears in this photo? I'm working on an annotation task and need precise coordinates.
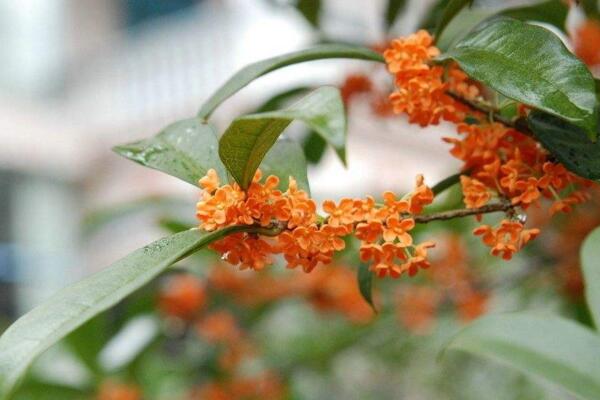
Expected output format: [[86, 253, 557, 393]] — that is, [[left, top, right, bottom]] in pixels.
[[414, 202, 514, 224]]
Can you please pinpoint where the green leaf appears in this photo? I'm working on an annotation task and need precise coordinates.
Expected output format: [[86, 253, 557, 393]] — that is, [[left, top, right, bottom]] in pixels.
[[197, 45, 384, 120], [13, 379, 87, 400], [255, 86, 313, 113], [440, 17, 598, 138], [582, 227, 600, 329], [295, 0, 321, 28], [436, 1, 569, 51], [357, 263, 376, 312], [82, 196, 190, 236], [219, 86, 345, 189], [501, 0, 568, 33], [157, 218, 194, 234], [434, 0, 473, 40], [435, 7, 492, 51], [444, 314, 600, 400], [113, 118, 227, 186], [0, 227, 244, 399], [302, 130, 327, 164], [385, 0, 408, 30], [260, 139, 310, 194], [527, 111, 600, 180], [419, 0, 450, 32]]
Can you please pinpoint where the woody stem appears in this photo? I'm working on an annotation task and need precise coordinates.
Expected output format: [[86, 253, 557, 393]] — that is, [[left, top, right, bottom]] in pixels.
[[414, 202, 515, 224]]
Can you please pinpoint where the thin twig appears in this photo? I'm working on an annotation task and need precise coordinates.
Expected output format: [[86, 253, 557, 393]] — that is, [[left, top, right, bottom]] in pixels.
[[414, 202, 514, 224]]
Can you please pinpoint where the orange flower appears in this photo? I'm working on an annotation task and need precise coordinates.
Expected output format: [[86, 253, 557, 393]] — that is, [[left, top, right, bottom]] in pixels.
[[550, 190, 590, 215], [389, 68, 460, 126], [197, 169, 437, 277], [303, 264, 375, 324], [512, 177, 541, 206], [208, 265, 294, 306], [355, 220, 383, 243], [319, 224, 349, 252], [287, 199, 317, 228], [382, 191, 410, 216], [196, 186, 241, 231], [359, 243, 383, 263], [370, 242, 407, 278], [396, 286, 439, 334], [247, 174, 281, 202], [158, 274, 206, 320], [352, 196, 379, 221], [445, 114, 594, 227], [384, 30, 439, 74], [574, 19, 600, 66], [408, 174, 434, 214], [401, 241, 435, 276], [384, 31, 470, 126], [97, 381, 141, 400], [383, 216, 415, 244], [323, 198, 356, 227], [340, 74, 373, 105], [539, 162, 570, 190], [199, 168, 221, 193], [192, 373, 286, 400], [474, 220, 540, 260], [461, 175, 491, 208], [197, 311, 242, 344], [455, 291, 488, 322], [209, 233, 274, 271]]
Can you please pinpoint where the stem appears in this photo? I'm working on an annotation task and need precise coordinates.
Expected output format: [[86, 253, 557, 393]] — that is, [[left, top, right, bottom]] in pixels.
[[431, 172, 464, 196], [447, 91, 533, 136], [181, 224, 284, 260], [414, 202, 514, 224]]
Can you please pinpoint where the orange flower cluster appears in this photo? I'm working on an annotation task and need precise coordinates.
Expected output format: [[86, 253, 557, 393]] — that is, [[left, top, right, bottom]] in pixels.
[[542, 188, 600, 301], [382, 30, 596, 260], [210, 264, 374, 323], [445, 120, 593, 258], [396, 235, 489, 334], [338, 72, 395, 117], [356, 175, 435, 278], [384, 30, 479, 126], [196, 310, 257, 371], [340, 73, 373, 105], [449, 122, 592, 212], [474, 221, 539, 260], [158, 274, 206, 320], [97, 381, 141, 400], [300, 265, 375, 323], [155, 266, 376, 397], [197, 169, 331, 272], [191, 372, 285, 400], [396, 286, 439, 334], [197, 169, 435, 278]]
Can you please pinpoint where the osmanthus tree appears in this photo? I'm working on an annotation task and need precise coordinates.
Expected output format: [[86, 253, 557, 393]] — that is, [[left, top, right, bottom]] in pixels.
[[2, 0, 600, 398]]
